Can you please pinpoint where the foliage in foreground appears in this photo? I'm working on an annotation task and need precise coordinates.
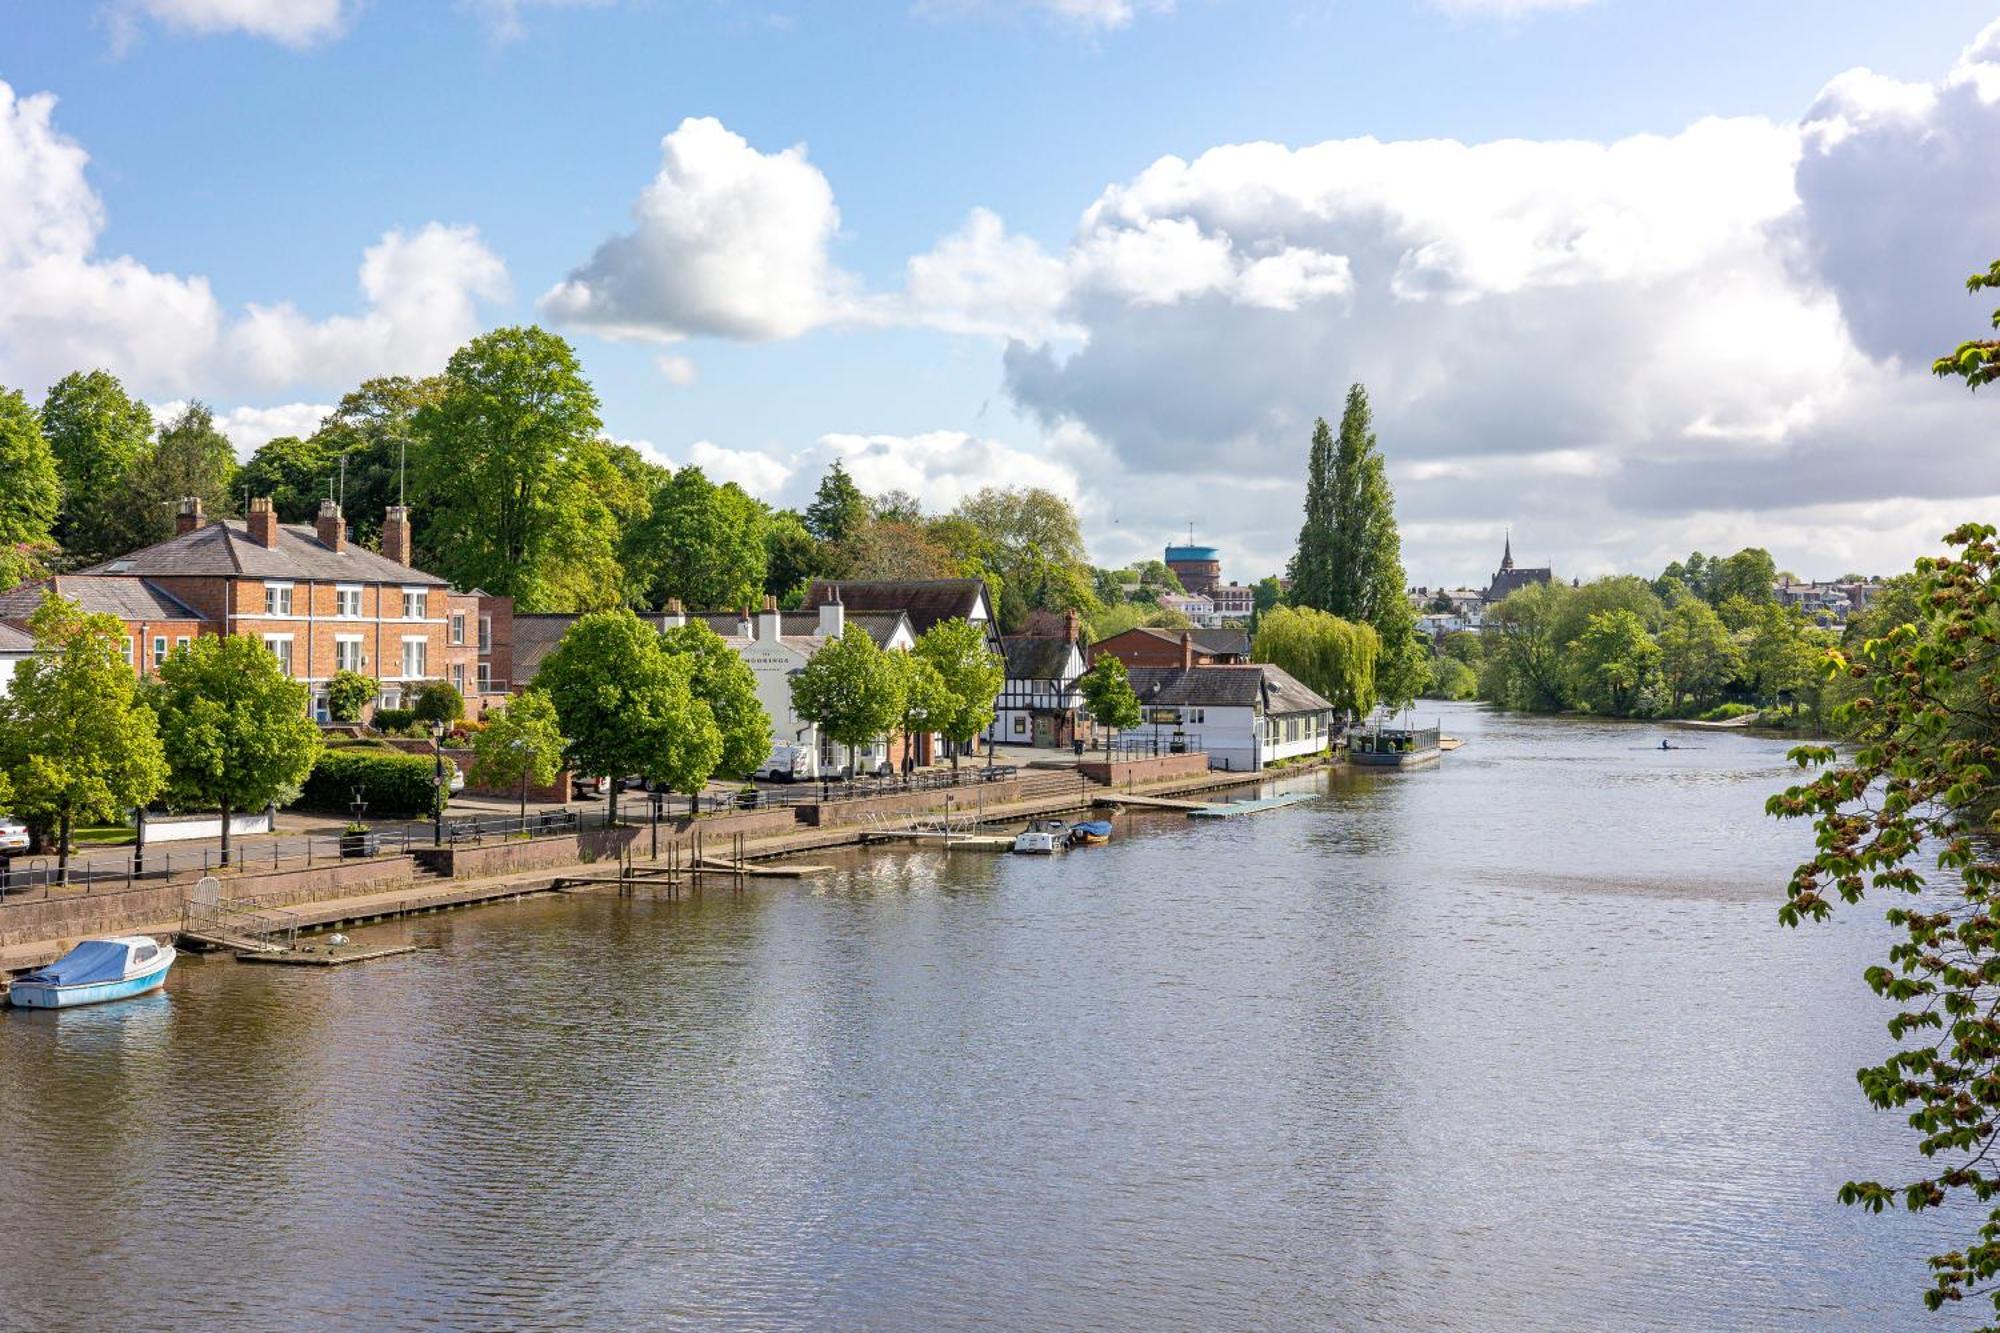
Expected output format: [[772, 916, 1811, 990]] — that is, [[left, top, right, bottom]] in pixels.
[[1770, 523, 2000, 1323]]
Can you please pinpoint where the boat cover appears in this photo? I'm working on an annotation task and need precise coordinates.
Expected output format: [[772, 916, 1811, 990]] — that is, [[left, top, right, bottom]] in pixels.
[[22, 939, 137, 986], [1071, 820, 1113, 837]]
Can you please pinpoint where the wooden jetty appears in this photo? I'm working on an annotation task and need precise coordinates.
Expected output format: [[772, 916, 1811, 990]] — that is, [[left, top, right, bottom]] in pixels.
[[1097, 793, 1214, 813], [1185, 792, 1315, 818], [236, 943, 417, 967]]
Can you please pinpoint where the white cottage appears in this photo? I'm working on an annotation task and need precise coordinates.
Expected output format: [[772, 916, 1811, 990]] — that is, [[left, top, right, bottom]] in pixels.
[[1123, 663, 1336, 772]]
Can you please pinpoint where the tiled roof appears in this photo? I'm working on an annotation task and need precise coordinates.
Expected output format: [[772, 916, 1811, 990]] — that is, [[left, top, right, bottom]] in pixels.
[[1001, 636, 1082, 680], [79, 520, 447, 586], [1126, 664, 1333, 715], [692, 609, 909, 648], [0, 622, 34, 653], [806, 578, 991, 635], [1094, 625, 1252, 659], [510, 613, 580, 683], [0, 576, 208, 624]]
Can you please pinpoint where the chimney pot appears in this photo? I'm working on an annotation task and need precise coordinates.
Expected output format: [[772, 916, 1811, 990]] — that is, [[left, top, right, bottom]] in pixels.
[[757, 598, 782, 643], [315, 497, 345, 553], [382, 505, 412, 567], [247, 495, 280, 548], [175, 496, 205, 536]]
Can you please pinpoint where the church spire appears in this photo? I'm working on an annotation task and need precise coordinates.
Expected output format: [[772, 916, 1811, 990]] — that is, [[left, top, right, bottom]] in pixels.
[[1501, 528, 1514, 572]]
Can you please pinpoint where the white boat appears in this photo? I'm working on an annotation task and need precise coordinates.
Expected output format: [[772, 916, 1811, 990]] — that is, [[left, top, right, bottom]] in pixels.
[[1013, 819, 1069, 855], [8, 936, 176, 1009]]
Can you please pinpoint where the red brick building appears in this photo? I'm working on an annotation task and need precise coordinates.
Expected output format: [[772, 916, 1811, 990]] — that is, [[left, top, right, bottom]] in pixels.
[[0, 496, 514, 720], [1087, 625, 1253, 671]]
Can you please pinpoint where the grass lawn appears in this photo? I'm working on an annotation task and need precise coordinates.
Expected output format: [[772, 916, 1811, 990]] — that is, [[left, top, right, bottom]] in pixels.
[[72, 825, 136, 846]]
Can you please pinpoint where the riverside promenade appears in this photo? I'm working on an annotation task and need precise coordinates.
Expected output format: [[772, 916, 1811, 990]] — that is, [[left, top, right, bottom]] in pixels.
[[0, 755, 1323, 979]]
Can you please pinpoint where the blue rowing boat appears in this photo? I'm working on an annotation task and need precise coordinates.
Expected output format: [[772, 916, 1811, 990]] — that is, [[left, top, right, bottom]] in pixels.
[[9, 937, 176, 1009]]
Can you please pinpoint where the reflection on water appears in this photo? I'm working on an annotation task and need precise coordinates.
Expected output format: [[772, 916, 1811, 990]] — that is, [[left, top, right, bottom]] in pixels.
[[0, 703, 1953, 1329]]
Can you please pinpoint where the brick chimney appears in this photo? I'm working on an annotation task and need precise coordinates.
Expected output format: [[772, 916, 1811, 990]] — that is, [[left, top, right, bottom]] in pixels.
[[1064, 607, 1081, 645], [176, 496, 204, 535], [247, 496, 279, 549], [382, 505, 412, 567], [1181, 630, 1195, 670], [315, 498, 345, 552]]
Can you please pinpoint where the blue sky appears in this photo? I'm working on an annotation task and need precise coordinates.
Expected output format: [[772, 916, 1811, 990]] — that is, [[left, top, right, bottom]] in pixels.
[[3, 0, 1999, 586]]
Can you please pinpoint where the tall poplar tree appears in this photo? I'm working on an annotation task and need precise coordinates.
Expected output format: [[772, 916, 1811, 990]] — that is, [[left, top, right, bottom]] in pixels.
[[0, 387, 60, 588], [1289, 385, 1423, 709]]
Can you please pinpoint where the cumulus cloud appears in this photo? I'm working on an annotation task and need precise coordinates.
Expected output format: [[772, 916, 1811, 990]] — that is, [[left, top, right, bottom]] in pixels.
[[152, 399, 334, 457], [655, 353, 699, 385], [107, 0, 348, 47], [982, 22, 2000, 584], [540, 117, 854, 342], [0, 80, 508, 400]]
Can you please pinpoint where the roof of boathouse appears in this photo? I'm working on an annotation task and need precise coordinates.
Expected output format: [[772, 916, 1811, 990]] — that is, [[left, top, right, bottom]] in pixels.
[[1125, 663, 1334, 716]]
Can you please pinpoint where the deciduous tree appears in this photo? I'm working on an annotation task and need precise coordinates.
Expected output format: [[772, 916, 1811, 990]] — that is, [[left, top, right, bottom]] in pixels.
[[469, 690, 567, 825], [790, 627, 903, 776], [0, 387, 61, 564], [913, 618, 1005, 770], [1077, 654, 1142, 745], [154, 634, 323, 866], [309, 375, 442, 545], [325, 669, 377, 723], [891, 651, 951, 775], [410, 679, 466, 727], [106, 402, 237, 553], [238, 434, 337, 523], [537, 610, 721, 821], [0, 597, 167, 870], [1566, 608, 1661, 716], [38, 370, 151, 563], [661, 619, 771, 779], [411, 327, 621, 612], [1251, 605, 1380, 718], [1933, 258, 2000, 389], [1657, 598, 1741, 711], [626, 466, 768, 610]]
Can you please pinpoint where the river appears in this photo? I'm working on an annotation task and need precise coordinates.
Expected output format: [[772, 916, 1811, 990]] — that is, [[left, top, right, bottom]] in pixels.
[[0, 702, 1956, 1330]]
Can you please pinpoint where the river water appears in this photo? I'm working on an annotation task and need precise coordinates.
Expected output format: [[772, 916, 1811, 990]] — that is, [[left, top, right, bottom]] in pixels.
[[0, 702, 1959, 1330]]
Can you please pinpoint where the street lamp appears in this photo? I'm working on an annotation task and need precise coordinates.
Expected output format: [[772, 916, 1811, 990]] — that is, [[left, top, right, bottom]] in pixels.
[[431, 718, 446, 847]]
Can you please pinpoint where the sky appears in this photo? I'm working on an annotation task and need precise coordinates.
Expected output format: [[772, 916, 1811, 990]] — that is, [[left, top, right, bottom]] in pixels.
[[3, 0, 1999, 589]]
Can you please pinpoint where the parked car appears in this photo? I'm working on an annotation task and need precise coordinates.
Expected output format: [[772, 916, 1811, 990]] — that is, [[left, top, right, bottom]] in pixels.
[[0, 817, 28, 856]]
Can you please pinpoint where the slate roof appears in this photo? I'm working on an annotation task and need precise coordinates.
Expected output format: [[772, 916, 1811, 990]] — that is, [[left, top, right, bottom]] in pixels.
[[1126, 664, 1333, 716], [0, 622, 34, 653], [509, 613, 580, 683], [806, 578, 991, 635], [79, 520, 448, 587], [692, 610, 908, 648], [1001, 636, 1082, 681], [0, 576, 207, 624]]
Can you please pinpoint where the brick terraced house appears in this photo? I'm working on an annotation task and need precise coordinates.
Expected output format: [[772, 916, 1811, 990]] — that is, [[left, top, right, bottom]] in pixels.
[[0, 496, 514, 721]]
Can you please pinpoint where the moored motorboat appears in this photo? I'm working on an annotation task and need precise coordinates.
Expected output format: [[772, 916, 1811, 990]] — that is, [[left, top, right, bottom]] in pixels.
[[1066, 820, 1113, 847], [8, 936, 175, 1009], [1013, 819, 1069, 854]]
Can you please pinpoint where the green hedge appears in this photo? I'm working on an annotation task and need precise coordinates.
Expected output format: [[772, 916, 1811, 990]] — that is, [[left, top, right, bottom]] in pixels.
[[372, 707, 419, 735], [299, 749, 456, 817]]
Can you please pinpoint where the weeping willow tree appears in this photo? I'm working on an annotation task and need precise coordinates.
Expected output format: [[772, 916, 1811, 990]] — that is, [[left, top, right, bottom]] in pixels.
[[1251, 605, 1379, 717]]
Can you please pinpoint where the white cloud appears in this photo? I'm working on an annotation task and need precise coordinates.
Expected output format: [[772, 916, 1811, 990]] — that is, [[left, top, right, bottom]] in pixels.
[[108, 0, 348, 47], [0, 81, 508, 399], [655, 353, 699, 385], [686, 439, 797, 494], [540, 117, 854, 342], [897, 208, 1076, 340], [152, 399, 333, 457]]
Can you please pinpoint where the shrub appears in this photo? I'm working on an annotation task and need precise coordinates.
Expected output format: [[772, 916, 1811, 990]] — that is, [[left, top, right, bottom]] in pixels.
[[1698, 702, 1758, 722], [298, 749, 456, 817], [411, 679, 466, 726], [326, 670, 377, 723], [372, 707, 418, 735]]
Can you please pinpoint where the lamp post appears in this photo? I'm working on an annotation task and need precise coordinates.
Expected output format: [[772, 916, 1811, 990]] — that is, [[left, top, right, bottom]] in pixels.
[[431, 718, 446, 847]]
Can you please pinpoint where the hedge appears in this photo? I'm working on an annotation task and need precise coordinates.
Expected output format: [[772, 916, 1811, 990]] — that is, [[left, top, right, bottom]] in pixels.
[[299, 749, 456, 817]]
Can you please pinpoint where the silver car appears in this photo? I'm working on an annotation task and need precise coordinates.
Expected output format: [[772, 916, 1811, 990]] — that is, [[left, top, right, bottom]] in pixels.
[[0, 817, 29, 855]]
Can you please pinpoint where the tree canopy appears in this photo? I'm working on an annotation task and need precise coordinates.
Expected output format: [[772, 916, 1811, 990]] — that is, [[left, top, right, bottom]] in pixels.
[[469, 690, 567, 821], [790, 627, 904, 772], [39, 369, 151, 563], [1251, 605, 1380, 718], [238, 434, 338, 524], [1933, 258, 2000, 389], [0, 387, 61, 562], [1077, 655, 1142, 735], [628, 466, 769, 611], [106, 402, 237, 554], [154, 634, 323, 864], [912, 618, 1005, 767], [805, 460, 867, 546], [0, 596, 167, 869], [661, 618, 771, 778], [410, 326, 621, 612]]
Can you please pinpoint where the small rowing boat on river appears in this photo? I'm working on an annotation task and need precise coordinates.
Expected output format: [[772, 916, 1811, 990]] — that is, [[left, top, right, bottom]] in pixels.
[[8, 936, 175, 1009]]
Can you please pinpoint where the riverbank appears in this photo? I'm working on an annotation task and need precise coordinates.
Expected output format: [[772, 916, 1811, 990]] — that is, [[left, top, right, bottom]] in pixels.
[[0, 757, 1326, 980]]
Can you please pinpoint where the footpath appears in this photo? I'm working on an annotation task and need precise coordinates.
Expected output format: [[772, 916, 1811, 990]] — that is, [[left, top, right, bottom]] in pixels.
[[0, 758, 1325, 979]]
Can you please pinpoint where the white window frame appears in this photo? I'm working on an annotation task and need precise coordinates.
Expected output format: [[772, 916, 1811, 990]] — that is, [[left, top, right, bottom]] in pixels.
[[476, 661, 491, 692], [264, 582, 294, 616], [120, 638, 134, 667], [401, 587, 428, 621], [334, 635, 364, 674], [335, 584, 362, 618], [400, 634, 427, 680], [263, 633, 294, 676], [151, 636, 167, 668], [478, 615, 492, 653], [450, 612, 466, 646], [451, 663, 465, 692], [174, 635, 190, 652]]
